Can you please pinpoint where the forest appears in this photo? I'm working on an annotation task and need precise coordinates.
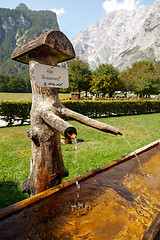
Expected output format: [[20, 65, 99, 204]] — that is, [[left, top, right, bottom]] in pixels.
[[0, 59, 160, 97], [0, 74, 31, 93]]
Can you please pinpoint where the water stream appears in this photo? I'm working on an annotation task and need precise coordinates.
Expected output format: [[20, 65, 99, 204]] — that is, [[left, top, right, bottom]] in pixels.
[[71, 138, 79, 176], [122, 134, 146, 175], [71, 137, 82, 209], [72, 134, 145, 176]]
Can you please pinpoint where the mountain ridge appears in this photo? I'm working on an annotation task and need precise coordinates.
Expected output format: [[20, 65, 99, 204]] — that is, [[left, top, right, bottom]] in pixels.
[[72, 0, 160, 70], [0, 4, 59, 76], [0, 2, 159, 75]]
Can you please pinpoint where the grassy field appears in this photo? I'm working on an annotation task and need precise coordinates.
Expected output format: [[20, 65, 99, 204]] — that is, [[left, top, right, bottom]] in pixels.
[[0, 113, 160, 209], [0, 92, 71, 101]]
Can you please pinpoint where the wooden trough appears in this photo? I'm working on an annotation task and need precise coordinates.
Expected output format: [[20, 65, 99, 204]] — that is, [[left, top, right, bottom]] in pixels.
[[0, 139, 160, 240]]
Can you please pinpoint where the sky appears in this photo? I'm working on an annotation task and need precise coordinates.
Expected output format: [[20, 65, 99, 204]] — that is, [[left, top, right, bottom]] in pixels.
[[0, 0, 156, 40]]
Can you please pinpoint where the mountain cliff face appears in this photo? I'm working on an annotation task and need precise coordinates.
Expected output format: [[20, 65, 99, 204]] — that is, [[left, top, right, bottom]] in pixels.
[[0, 3, 59, 76], [72, 0, 160, 70], [116, 0, 160, 70]]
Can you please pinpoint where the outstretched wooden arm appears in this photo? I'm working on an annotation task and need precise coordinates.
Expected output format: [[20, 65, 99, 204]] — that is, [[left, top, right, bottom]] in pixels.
[[40, 106, 77, 139], [54, 106, 122, 136]]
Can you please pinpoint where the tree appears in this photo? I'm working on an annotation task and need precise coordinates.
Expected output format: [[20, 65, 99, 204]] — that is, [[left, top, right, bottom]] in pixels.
[[0, 74, 31, 93], [153, 64, 160, 94], [6, 75, 31, 93], [119, 61, 160, 97], [119, 68, 133, 93], [0, 74, 10, 92], [7, 76, 26, 93], [68, 57, 92, 97], [91, 63, 120, 98]]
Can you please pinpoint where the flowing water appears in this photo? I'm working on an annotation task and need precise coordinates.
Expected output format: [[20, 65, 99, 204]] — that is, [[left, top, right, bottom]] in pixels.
[[72, 137, 78, 168], [76, 180, 80, 189], [71, 137, 81, 206], [122, 134, 145, 174]]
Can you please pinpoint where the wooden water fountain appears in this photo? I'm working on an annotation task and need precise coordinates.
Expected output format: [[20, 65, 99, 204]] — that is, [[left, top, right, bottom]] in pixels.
[[0, 30, 160, 240], [10, 30, 120, 197]]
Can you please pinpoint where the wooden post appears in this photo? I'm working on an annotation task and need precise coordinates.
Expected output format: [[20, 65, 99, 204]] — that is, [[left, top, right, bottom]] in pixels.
[[12, 30, 77, 196]]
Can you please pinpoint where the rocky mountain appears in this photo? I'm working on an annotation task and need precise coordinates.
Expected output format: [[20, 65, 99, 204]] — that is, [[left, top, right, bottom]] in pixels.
[[72, 0, 160, 70], [0, 3, 59, 76]]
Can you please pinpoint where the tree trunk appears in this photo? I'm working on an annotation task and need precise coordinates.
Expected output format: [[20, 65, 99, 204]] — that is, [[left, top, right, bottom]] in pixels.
[[11, 30, 77, 196], [22, 59, 69, 196]]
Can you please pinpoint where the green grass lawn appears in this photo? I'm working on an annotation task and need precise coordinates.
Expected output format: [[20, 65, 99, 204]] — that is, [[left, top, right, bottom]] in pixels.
[[0, 92, 70, 101], [0, 113, 160, 209]]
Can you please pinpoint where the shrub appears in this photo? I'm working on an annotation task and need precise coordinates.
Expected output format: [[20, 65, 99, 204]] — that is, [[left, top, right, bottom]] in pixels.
[[0, 100, 160, 126], [0, 101, 31, 126], [61, 100, 160, 118]]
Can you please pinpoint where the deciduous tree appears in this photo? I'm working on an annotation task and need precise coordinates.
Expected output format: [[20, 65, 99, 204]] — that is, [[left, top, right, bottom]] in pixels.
[[119, 61, 160, 97], [91, 63, 120, 98], [68, 57, 92, 97]]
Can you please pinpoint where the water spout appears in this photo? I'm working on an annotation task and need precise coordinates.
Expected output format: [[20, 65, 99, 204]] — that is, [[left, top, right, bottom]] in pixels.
[[55, 107, 121, 136], [118, 131, 123, 136], [70, 133, 77, 139]]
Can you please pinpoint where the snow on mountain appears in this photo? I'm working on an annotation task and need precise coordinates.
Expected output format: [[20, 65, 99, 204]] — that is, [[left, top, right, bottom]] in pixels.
[[72, 0, 160, 70]]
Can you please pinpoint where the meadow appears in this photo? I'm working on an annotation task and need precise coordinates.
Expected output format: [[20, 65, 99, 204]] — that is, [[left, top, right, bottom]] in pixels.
[[0, 113, 160, 209], [0, 92, 70, 101]]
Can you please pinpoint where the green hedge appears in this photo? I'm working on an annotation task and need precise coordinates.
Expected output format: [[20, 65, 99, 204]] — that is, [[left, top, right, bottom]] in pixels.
[[0, 101, 31, 126], [0, 100, 160, 126], [61, 100, 160, 118]]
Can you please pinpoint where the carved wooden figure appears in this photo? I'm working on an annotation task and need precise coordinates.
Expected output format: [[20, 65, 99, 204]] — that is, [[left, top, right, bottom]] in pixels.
[[12, 30, 121, 196]]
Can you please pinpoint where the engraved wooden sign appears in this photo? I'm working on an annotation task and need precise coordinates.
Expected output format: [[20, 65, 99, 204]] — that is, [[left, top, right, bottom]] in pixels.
[[34, 64, 69, 88]]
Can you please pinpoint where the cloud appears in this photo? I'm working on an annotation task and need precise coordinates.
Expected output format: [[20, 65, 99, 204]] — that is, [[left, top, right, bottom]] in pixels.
[[102, 0, 140, 13], [50, 8, 66, 16]]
